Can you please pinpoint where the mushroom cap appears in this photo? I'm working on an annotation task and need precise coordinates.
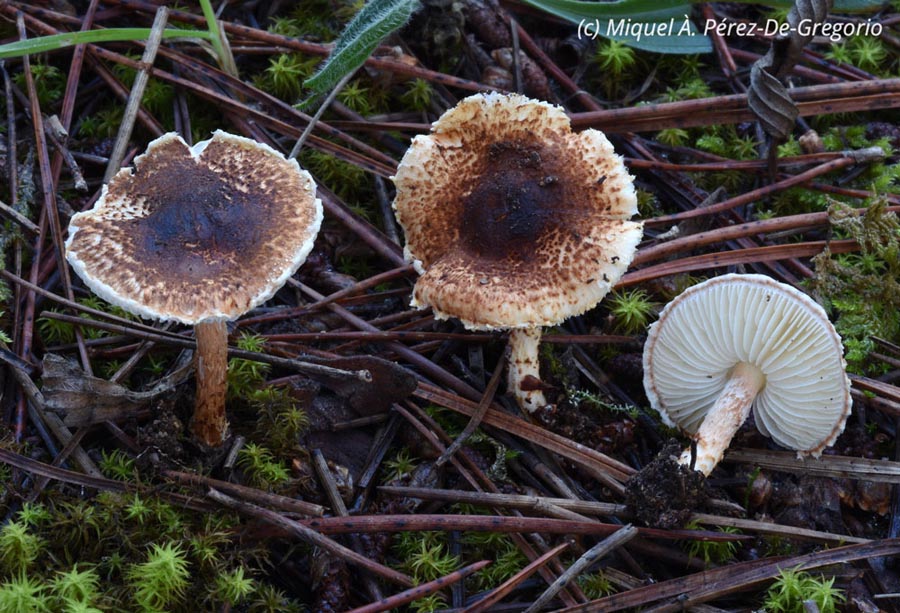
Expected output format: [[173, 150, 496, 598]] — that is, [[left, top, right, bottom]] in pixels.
[[66, 131, 323, 325], [643, 273, 852, 457], [392, 92, 642, 331]]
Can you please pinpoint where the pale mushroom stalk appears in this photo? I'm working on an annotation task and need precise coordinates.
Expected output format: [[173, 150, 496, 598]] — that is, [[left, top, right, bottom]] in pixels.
[[678, 361, 766, 476], [193, 319, 229, 446], [643, 274, 852, 477], [66, 130, 322, 448], [507, 327, 547, 413]]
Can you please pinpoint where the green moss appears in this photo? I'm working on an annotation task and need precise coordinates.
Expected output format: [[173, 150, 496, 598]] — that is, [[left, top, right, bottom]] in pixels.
[[50, 565, 100, 608], [607, 289, 658, 335], [594, 39, 636, 78], [400, 78, 434, 112], [764, 567, 845, 613], [127, 542, 191, 612], [99, 449, 136, 481], [248, 386, 309, 452], [683, 521, 741, 566], [259, 54, 318, 101], [810, 199, 900, 374], [12, 63, 64, 108], [0, 522, 44, 574], [212, 566, 255, 606], [0, 572, 51, 613], [656, 128, 690, 148], [382, 448, 418, 483], [237, 443, 291, 489], [578, 570, 617, 598], [227, 332, 271, 400], [394, 531, 458, 582]]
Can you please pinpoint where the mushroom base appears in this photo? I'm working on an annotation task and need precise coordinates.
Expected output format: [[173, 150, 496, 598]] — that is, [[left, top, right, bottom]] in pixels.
[[679, 361, 766, 476], [508, 327, 548, 413], [192, 319, 229, 447]]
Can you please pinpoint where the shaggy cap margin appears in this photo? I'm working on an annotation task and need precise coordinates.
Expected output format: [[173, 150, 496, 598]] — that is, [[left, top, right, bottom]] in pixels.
[[66, 131, 323, 325]]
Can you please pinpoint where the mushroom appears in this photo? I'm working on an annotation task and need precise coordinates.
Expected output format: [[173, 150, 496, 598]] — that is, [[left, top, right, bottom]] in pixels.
[[392, 92, 642, 412], [65, 131, 322, 446], [643, 273, 852, 476]]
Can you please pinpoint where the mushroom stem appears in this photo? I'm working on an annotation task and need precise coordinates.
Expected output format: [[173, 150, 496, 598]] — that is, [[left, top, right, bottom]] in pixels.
[[192, 319, 229, 446], [508, 327, 548, 413], [679, 361, 766, 476]]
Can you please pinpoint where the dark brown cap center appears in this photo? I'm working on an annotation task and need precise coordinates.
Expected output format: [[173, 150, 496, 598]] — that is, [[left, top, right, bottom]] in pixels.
[[460, 141, 559, 259], [132, 168, 264, 280]]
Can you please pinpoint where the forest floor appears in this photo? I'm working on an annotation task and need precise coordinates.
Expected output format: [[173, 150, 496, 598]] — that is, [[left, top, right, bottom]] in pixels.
[[2, 0, 900, 611]]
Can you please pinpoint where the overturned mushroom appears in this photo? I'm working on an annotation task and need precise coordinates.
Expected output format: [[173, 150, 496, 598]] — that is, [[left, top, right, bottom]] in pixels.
[[66, 131, 322, 446], [643, 273, 852, 476], [392, 92, 642, 412]]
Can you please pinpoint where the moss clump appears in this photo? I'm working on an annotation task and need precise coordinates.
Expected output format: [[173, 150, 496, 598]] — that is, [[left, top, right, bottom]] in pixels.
[[764, 567, 845, 613], [811, 199, 900, 374]]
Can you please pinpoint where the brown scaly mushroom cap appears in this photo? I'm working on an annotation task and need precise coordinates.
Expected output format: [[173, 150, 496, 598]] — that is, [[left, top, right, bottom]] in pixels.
[[66, 130, 322, 446], [643, 273, 852, 476], [66, 130, 322, 323], [393, 93, 642, 412]]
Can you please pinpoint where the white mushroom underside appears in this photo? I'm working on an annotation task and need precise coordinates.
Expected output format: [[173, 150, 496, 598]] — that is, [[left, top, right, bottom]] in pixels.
[[644, 274, 850, 455]]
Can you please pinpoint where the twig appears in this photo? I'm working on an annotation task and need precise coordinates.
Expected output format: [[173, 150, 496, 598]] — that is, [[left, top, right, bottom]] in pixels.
[[621, 240, 858, 287], [558, 539, 900, 613], [463, 543, 569, 613], [436, 347, 507, 467], [571, 78, 900, 132], [414, 382, 635, 485], [37, 310, 374, 383], [43, 115, 87, 191], [392, 403, 483, 492], [523, 525, 639, 613], [299, 513, 747, 542], [726, 449, 900, 483], [161, 469, 324, 516], [646, 154, 876, 227], [104, 5, 169, 181], [17, 12, 93, 378], [49, 0, 100, 185], [346, 560, 491, 613], [378, 486, 865, 545], [312, 449, 384, 602], [237, 264, 415, 328], [0, 197, 39, 234], [206, 488, 414, 588], [289, 71, 355, 159], [634, 205, 900, 267]]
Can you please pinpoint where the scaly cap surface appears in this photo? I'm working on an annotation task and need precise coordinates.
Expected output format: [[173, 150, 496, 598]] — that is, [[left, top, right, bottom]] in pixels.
[[392, 92, 642, 330], [66, 131, 323, 324]]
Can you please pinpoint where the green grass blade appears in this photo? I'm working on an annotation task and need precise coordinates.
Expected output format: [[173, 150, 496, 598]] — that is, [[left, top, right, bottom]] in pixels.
[[303, 0, 419, 97], [0, 27, 211, 60], [519, 0, 691, 20], [519, 0, 709, 53], [197, 0, 237, 74], [516, 0, 882, 54], [730, 0, 885, 11]]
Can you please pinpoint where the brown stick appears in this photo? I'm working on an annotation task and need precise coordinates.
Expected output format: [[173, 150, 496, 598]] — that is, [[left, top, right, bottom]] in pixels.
[[462, 543, 569, 613], [161, 469, 324, 516], [207, 488, 414, 588], [192, 319, 229, 446], [347, 560, 492, 613], [298, 514, 746, 541]]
